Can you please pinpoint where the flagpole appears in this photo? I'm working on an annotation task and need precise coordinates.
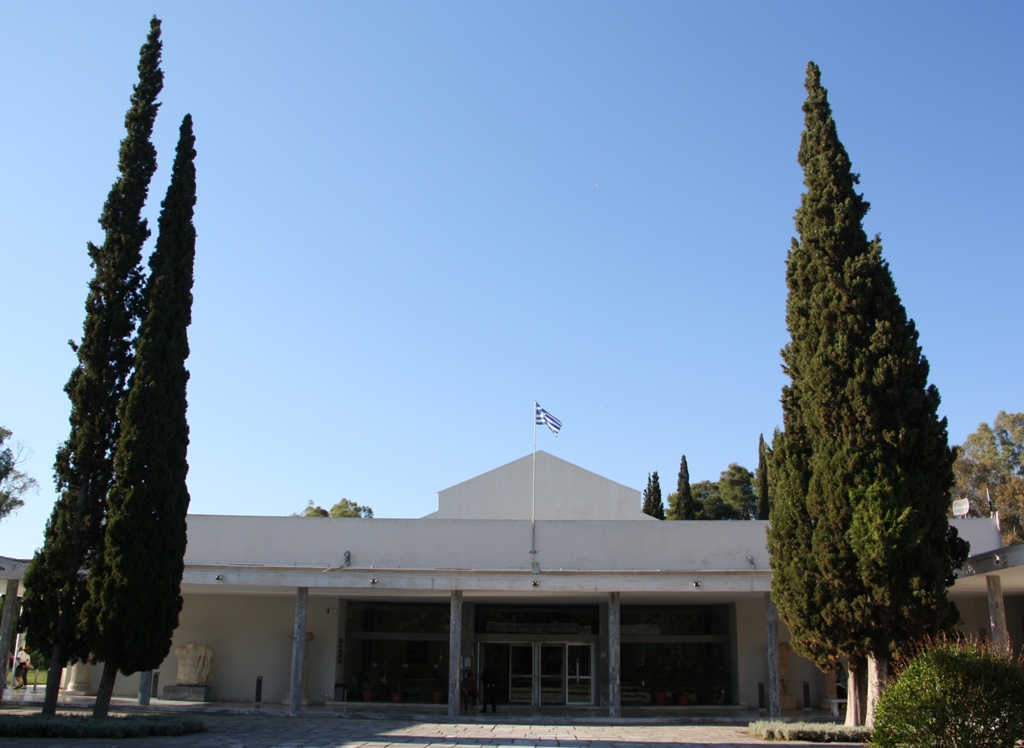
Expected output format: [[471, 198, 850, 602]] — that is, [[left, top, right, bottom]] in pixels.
[[531, 400, 537, 559]]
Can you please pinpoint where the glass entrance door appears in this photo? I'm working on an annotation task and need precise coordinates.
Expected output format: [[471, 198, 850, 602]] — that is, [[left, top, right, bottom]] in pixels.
[[508, 644, 534, 703], [486, 643, 592, 706], [539, 644, 565, 705]]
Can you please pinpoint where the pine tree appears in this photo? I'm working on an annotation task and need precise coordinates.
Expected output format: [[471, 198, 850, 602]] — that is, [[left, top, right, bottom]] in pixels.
[[86, 115, 196, 717], [767, 62, 958, 728], [756, 434, 770, 520], [641, 471, 665, 519], [20, 18, 163, 716]]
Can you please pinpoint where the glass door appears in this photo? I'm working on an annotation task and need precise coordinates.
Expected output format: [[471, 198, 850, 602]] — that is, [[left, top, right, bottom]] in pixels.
[[539, 644, 565, 705], [566, 644, 593, 704], [508, 644, 534, 703]]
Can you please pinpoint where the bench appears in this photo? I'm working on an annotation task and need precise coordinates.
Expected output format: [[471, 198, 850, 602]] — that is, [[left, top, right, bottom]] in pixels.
[[828, 698, 847, 716]]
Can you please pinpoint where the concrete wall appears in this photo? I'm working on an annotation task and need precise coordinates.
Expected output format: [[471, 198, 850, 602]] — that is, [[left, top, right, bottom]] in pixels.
[[427, 451, 647, 521], [183, 516, 775, 573]]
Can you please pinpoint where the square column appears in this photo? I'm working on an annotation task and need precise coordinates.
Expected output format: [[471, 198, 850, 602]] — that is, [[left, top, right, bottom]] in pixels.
[[0, 579, 19, 699], [987, 575, 1008, 652], [765, 593, 780, 717], [608, 592, 621, 718], [289, 587, 309, 714], [448, 591, 463, 717]]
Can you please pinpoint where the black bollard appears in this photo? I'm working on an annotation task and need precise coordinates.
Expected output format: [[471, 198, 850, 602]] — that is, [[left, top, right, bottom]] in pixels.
[[255, 675, 263, 708]]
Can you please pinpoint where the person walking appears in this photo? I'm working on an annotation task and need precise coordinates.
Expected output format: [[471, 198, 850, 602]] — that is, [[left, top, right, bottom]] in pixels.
[[13, 647, 31, 688]]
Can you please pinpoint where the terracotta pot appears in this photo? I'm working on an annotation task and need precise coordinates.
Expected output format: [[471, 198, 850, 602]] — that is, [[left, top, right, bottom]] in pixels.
[[391, 691, 402, 702], [433, 690, 444, 704], [654, 690, 667, 706], [677, 693, 690, 706], [362, 689, 373, 702]]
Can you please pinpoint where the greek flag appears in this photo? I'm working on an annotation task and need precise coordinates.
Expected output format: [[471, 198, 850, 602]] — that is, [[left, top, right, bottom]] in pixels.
[[535, 403, 562, 436]]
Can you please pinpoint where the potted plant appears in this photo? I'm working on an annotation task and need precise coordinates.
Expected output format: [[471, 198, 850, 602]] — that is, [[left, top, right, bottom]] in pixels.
[[384, 659, 403, 702], [361, 666, 379, 702]]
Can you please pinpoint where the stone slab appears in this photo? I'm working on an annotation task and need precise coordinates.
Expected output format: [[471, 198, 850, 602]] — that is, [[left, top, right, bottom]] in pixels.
[[162, 684, 212, 701]]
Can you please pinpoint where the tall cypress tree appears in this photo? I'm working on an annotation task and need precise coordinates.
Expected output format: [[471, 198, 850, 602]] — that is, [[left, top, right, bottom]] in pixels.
[[20, 18, 163, 716], [86, 115, 197, 717], [767, 62, 958, 727], [756, 434, 770, 520], [641, 471, 665, 519]]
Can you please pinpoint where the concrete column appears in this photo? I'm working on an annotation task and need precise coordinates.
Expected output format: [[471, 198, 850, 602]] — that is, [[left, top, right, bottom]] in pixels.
[[0, 579, 19, 697], [63, 661, 94, 695], [0, 581, 18, 692], [608, 591, 621, 718], [766, 593, 780, 717], [987, 575, 1008, 652], [598, 601, 609, 706], [289, 587, 309, 713], [138, 671, 152, 706], [448, 590, 463, 717]]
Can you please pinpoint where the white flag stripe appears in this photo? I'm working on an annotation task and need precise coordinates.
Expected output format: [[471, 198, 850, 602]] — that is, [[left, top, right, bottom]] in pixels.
[[535, 403, 562, 436]]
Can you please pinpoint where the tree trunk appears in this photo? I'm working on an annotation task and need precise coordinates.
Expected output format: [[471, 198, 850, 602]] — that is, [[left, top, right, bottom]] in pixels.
[[865, 651, 888, 729], [844, 655, 865, 727], [42, 651, 64, 715], [92, 662, 118, 718]]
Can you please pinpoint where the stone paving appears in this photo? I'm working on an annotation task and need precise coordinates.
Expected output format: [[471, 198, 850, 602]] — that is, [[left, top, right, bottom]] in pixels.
[[0, 709, 864, 748], [0, 689, 862, 748]]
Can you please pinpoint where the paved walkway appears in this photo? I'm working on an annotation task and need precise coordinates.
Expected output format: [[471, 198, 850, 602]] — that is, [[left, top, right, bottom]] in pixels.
[[1, 689, 861, 747], [0, 711, 864, 748]]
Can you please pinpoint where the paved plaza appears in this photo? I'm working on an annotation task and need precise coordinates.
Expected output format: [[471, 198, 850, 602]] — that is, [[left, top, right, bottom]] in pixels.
[[0, 698, 862, 748]]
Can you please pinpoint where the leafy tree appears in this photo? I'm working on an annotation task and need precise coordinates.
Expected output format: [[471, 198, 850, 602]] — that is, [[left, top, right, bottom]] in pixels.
[[953, 412, 1024, 544], [20, 18, 164, 716], [85, 114, 196, 717], [666, 455, 694, 520], [641, 471, 665, 519], [0, 427, 39, 521], [756, 434, 770, 520], [767, 62, 958, 728], [719, 463, 756, 519], [298, 498, 374, 518]]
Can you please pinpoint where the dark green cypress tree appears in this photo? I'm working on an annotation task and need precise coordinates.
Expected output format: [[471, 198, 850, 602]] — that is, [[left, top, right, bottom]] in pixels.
[[756, 434, 770, 520], [676, 455, 695, 519], [767, 62, 958, 727], [641, 471, 665, 519], [20, 18, 163, 716], [86, 115, 196, 717]]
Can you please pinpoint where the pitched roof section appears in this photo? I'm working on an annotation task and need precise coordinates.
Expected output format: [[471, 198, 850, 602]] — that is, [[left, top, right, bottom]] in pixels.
[[423, 451, 650, 520]]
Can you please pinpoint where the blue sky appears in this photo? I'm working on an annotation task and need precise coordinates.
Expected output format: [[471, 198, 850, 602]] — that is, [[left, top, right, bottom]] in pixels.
[[2, 2, 1022, 559]]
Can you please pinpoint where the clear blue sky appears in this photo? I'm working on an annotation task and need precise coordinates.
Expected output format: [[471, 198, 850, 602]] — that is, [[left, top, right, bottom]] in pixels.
[[2, 2, 1022, 559]]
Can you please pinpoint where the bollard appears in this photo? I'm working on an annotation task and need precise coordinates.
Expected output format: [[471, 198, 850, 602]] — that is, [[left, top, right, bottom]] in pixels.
[[758, 682, 765, 710], [152, 671, 160, 698], [254, 675, 263, 708], [803, 681, 810, 710]]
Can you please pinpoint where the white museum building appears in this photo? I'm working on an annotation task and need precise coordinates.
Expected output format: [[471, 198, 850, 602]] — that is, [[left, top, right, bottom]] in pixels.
[[1, 451, 1021, 716]]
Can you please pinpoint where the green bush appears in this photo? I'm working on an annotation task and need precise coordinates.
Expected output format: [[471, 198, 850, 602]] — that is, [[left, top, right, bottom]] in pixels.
[[0, 714, 204, 739], [871, 639, 1024, 748], [749, 720, 870, 743]]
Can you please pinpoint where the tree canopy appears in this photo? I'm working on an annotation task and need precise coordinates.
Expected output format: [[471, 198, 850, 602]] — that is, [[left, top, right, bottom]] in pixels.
[[641, 471, 665, 519], [299, 498, 374, 518], [21, 17, 164, 716], [0, 427, 38, 522], [768, 62, 959, 727], [953, 411, 1024, 544]]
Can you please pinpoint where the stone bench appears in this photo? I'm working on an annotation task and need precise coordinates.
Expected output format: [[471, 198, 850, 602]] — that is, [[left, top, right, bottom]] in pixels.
[[829, 698, 847, 716]]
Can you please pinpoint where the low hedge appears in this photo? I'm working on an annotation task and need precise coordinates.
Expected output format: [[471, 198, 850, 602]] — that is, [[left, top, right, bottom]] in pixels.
[[749, 720, 870, 743], [871, 638, 1024, 748], [0, 714, 205, 739]]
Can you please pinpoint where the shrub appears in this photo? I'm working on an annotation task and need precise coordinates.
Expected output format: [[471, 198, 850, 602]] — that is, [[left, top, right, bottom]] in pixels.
[[0, 714, 204, 739], [871, 638, 1024, 748], [749, 720, 870, 743]]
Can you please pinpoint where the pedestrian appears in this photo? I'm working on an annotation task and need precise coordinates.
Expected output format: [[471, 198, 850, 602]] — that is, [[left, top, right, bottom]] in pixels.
[[13, 647, 31, 688], [480, 663, 498, 713]]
